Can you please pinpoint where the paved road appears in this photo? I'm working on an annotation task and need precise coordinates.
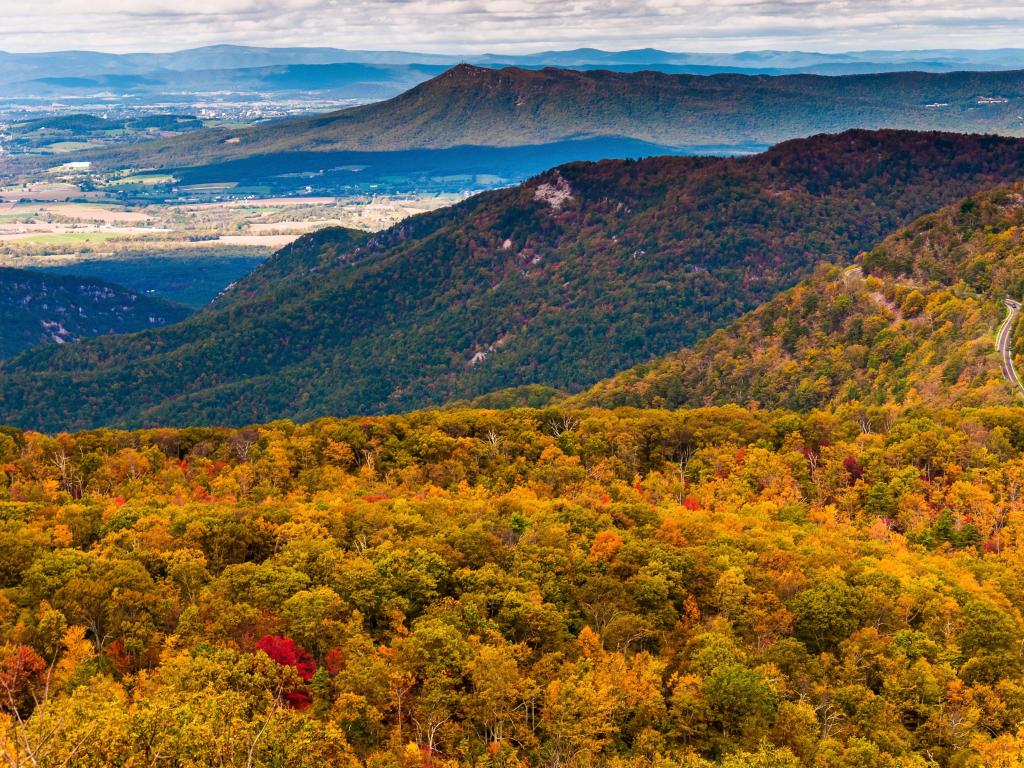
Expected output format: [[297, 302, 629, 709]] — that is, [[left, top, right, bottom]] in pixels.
[[997, 299, 1024, 397]]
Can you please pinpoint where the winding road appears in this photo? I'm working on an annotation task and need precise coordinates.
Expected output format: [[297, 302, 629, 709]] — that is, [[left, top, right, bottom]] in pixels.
[[997, 299, 1024, 398]]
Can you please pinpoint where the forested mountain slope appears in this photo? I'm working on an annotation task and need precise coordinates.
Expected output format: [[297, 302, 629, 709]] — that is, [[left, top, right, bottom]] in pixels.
[[0, 268, 191, 359], [3, 406, 1024, 764], [578, 184, 1024, 410], [6, 131, 1024, 431], [211, 226, 369, 306], [78, 65, 1024, 171]]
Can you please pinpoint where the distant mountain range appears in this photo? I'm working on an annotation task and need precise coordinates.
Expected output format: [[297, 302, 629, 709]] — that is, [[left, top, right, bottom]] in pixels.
[[14, 56, 1024, 200], [0, 268, 191, 359], [0, 62, 448, 101], [67, 65, 1024, 189], [4, 45, 1024, 100], [6, 44, 1024, 77], [5, 130, 1024, 430]]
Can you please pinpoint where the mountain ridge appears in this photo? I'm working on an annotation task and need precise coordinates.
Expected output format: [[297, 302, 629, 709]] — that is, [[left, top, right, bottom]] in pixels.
[[575, 184, 1024, 411], [5, 45, 1024, 105], [0, 267, 192, 359], [6, 44, 1024, 75], [6, 130, 1024, 431], [70, 65, 1024, 174]]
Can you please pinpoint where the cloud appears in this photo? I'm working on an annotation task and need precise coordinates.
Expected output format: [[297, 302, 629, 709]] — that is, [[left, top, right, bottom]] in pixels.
[[1, 0, 1023, 53]]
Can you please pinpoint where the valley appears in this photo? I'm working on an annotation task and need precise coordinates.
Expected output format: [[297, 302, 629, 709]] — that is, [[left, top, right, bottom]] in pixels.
[[9, 65, 1024, 209], [0, 190, 461, 305], [7, 61, 1024, 339]]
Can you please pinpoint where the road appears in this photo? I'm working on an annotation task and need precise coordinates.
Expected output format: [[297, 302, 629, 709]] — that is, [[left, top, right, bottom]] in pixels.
[[997, 299, 1024, 397]]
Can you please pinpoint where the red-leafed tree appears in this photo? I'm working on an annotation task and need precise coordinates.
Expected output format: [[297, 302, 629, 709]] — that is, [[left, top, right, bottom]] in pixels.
[[0, 644, 47, 715], [255, 634, 316, 709]]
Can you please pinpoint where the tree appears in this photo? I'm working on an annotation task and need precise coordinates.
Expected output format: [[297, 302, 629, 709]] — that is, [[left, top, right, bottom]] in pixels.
[[791, 578, 863, 653], [255, 635, 317, 709]]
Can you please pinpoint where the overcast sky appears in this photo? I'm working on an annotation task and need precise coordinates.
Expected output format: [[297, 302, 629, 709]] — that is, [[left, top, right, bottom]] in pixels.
[[2, 0, 1024, 54]]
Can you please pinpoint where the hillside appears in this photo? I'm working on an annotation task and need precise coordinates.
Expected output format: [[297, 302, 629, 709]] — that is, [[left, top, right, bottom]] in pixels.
[[577, 185, 1024, 411], [6, 113, 204, 154], [5, 131, 1024, 430], [10, 114, 202, 134], [4, 405, 1024, 765], [77, 65, 1024, 172], [8, 46, 1024, 106], [0, 268, 191, 358]]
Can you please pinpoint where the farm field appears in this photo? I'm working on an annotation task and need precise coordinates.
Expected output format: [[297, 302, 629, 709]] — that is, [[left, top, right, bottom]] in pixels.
[[0, 192, 463, 304]]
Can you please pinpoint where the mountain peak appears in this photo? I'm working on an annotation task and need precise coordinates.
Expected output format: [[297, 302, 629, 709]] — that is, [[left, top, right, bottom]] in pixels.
[[441, 62, 493, 79]]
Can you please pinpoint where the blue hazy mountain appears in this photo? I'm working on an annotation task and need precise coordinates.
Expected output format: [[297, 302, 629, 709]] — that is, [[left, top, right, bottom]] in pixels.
[[3, 45, 1024, 101]]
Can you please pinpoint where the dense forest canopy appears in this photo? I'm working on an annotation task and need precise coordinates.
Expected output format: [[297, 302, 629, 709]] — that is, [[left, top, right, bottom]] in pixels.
[[8, 130, 1024, 431], [0, 405, 1023, 765]]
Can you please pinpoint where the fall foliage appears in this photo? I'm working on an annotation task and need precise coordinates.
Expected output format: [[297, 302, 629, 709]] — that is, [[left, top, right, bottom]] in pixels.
[[578, 184, 1024, 412], [0, 405, 1019, 765]]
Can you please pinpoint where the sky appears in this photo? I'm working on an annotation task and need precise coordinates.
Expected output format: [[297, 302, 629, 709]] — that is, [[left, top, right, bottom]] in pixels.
[[2, 0, 1024, 54]]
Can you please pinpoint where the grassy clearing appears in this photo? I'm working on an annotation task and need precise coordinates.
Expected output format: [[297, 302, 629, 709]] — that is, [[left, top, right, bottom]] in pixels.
[[108, 174, 177, 187], [13, 232, 123, 246], [42, 141, 102, 154], [230, 206, 284, 215], [180, 182, 238, 191], [0, 213, 37, 222]]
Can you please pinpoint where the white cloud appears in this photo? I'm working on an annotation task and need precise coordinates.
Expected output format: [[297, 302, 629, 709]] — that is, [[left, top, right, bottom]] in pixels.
[[1, 0, 1023, 53]]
